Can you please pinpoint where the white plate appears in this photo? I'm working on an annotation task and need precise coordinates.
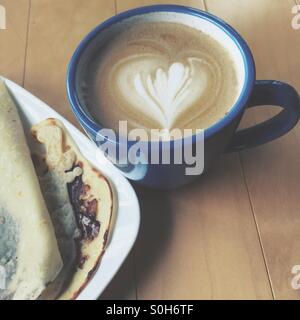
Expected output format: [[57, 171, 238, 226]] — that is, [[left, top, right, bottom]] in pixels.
[[3, 78, 140, 300]]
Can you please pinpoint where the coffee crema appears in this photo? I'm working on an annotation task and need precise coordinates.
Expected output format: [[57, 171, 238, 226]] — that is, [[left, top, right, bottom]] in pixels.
[[82, 21, 239, 136]]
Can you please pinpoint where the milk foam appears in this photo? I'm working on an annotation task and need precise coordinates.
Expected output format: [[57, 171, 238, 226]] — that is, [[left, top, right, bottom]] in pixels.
[[85, 21, 239, 134]]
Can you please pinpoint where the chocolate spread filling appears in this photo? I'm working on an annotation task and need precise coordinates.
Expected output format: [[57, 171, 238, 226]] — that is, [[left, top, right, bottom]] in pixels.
[[67, 173, 100, 242]]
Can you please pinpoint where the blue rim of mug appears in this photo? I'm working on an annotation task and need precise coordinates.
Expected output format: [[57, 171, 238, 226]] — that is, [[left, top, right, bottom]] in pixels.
[[67, 4, 255, 143]]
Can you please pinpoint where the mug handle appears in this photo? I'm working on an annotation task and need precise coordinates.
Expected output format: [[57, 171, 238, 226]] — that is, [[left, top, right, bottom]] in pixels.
[[226, 80, 300, 152]]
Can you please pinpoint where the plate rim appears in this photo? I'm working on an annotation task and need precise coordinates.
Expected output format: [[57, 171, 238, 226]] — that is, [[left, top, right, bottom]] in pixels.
[[2, 77, 141, 300]]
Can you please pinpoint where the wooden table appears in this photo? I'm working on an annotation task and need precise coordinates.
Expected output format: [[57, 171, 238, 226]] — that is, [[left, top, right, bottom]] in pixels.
[[1, 0, 300, 300]]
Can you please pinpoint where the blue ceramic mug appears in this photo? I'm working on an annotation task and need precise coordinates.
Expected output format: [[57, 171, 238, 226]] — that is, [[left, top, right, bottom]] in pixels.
[[67, 5, 300, 189]]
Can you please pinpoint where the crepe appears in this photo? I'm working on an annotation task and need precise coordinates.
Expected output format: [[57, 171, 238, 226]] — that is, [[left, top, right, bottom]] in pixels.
[[0, 79, 63, 300], [31, 119, 115, 300]]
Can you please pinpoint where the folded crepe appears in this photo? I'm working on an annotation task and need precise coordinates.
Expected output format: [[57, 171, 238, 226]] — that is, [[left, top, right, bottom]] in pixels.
[[0, 79, 63, 300], [31, 119, 114, 300]]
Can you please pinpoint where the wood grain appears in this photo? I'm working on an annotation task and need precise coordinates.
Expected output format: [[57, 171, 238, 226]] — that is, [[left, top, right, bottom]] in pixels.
[[116, 0, 205, 12], [134, 159, 272, 299], [24, 0, 115, 126], [0, 0, 29, 84], [206, 0, 300, 299], [116, 0, 272, 300]]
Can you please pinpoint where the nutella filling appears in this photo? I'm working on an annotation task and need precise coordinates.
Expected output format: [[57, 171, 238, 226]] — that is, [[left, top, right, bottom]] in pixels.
[[67, 173, 100, 242]]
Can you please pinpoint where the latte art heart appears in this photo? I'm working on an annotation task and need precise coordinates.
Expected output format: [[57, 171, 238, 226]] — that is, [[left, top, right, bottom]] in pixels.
[[85, 21, 239, 137], [112, 55, 211, 129], [134, 62, 194, 129]]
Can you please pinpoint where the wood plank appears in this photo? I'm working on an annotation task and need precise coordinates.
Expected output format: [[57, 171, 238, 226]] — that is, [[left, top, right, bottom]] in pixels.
[[116, 0, 204, 12], [116, 0, 272, 299], [206, 0, 300, 299], [134, 160, 272, 299], [25, 0, 136, 300], [0, 0, 30, 84], [24, 0, 115, 126]]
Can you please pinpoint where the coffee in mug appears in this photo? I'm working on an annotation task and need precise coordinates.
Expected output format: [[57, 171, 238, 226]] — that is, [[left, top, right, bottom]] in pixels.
[[79, 18, 239, 138]]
